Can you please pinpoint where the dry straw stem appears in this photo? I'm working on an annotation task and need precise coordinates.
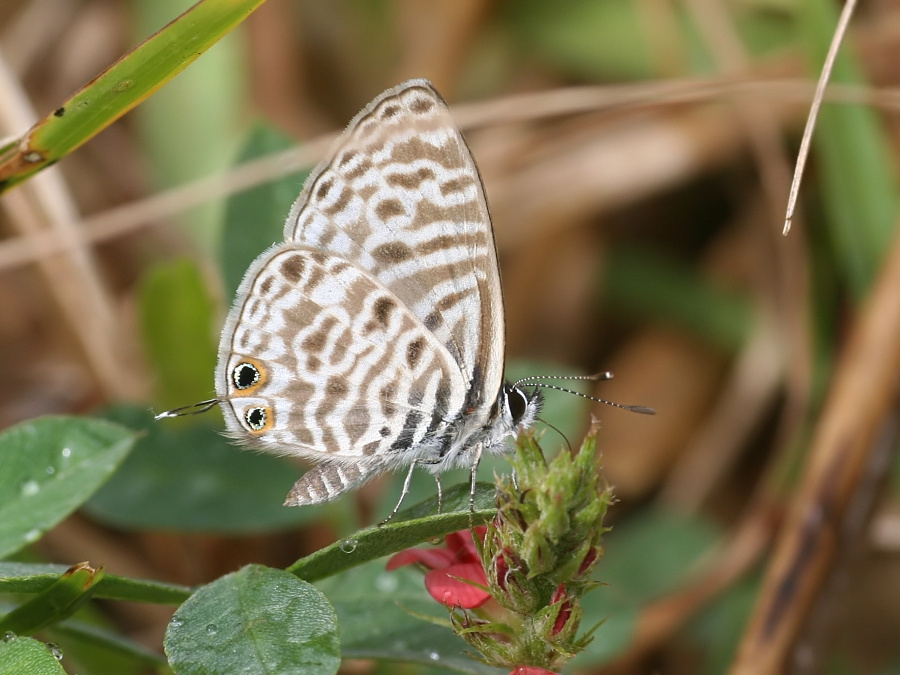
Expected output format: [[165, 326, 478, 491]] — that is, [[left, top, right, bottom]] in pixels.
[[783, 0, 860, 235], [730, 222, 900, 673], [657, 0, 808, 514], [1, 77, 896, 277], [0, 52, 129, 400]]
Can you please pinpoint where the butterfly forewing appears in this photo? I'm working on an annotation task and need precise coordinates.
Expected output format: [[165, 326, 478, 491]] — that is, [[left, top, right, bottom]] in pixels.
[[283, 80, 505, 414]]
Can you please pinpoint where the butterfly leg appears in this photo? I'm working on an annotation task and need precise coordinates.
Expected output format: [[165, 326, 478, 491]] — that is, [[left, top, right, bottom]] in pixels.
[[468, 442, 484, 513], [379, 459, 423, 526], [434, 474, 443, 514]]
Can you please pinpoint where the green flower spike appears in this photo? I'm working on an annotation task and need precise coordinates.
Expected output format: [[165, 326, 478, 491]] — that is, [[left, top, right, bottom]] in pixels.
[[450, 420, 613, 672]]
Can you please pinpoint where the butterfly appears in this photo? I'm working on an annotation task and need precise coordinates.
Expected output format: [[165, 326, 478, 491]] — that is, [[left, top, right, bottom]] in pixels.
[[158, 80, 653, 520]]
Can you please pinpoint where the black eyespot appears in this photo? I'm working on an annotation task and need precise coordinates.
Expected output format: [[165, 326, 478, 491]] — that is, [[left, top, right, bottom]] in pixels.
[[245, 407, 267, 431], [506, 386, 529, 423], [233, 362, 260, 389]]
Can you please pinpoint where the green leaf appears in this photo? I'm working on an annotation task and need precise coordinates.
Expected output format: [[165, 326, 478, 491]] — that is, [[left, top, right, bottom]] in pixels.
[[573, 507, 721, 666], [318, 561, 505, 674], [505, 0, 655, 80], [603, 245, 754, 352], [85, 406, 320, 534], [0, 416, 136, 559], [0, 563, 103, 635], [0, 0, 266, 192], [139, 260, 217, 411], [288, 482, 496, 582], [596, 508, 720, 603], [0, 563, 190, 605], [165, 565, 340, 675], [47, 617, 168, 673], [0, 636, 66, 675], [687, 574, 759, 675], [221, 124, 309, 301]]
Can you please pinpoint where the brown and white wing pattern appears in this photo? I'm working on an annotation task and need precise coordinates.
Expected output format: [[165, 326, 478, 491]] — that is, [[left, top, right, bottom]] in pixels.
[[213, 81, 541, 508], [217, 246, 469, 457], [215, 244, 476, 503], [284, 80, 504, 414]]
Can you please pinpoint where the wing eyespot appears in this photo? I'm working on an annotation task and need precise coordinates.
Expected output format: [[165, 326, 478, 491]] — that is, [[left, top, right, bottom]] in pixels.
[[243, 406, 271, 432], [231, 358, 267, 395]]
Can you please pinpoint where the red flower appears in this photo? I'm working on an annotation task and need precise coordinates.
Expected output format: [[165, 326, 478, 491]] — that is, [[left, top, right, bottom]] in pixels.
[[387, 527, 490, 608], [550, 585, 572, 636], [509, 667, 560, 675], [577, 547, 598, 576]]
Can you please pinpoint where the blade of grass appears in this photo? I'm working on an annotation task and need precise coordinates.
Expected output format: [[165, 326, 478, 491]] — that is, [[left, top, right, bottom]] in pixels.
[[0, 0, 265, 192]]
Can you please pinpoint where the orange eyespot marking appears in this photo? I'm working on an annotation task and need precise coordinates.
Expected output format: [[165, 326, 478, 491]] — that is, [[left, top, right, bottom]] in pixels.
[[231, 358, 267, 396], [243, 405, 272, 433]]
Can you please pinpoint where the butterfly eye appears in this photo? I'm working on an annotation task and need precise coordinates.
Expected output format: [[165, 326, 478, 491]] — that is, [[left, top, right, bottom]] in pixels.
[[506, 386, 529, 423], [244, 406, 269, 432], [233, 362, 261, 390]]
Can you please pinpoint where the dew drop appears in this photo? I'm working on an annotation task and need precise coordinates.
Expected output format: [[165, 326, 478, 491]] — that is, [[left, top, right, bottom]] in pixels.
[[428, 651, 440, 661], [427, 536, 441, 546], [21, 480, 39, 497], [24, 529, 41, 543], [47, 642, 63, 660], [205, 623, 218, 635], [170, 616, 183, 629], [339, 538, 358, 553], [45, 466, 55, 475], [61, 447, 72, 459], [2, 631, 16, 643], [374, 573, 398, 592]]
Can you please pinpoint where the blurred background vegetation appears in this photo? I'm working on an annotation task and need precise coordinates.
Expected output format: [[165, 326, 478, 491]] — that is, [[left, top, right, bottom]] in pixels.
[[1, 0, 900, 673]]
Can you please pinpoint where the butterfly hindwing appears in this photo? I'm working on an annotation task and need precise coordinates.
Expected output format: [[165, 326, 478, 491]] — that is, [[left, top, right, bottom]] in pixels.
[[216, 244, 469, 463]]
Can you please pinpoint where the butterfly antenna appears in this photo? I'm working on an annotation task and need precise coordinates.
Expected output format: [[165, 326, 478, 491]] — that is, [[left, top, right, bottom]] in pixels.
[[153, 399, 220, 421], [514, 371, 656, 415], [536, 416, 573, 453]]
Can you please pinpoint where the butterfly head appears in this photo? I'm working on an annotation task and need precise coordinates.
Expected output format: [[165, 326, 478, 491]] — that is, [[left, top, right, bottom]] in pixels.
[[499, 383, 543, 432]]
